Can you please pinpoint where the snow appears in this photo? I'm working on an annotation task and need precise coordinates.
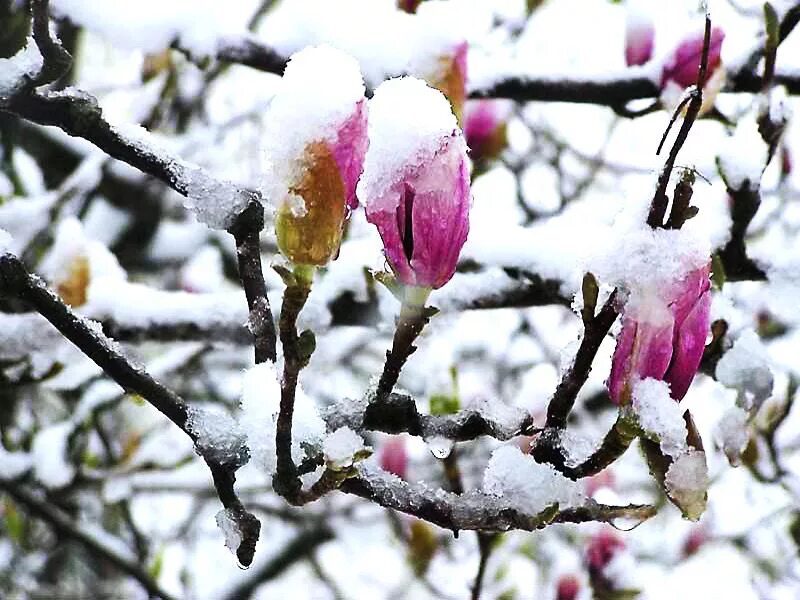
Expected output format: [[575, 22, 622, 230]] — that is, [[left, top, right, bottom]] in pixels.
[[483, 445, 584, 515], [589, 211, 710, 301], [664, 450, 708, 521], [215, 508, 243, 557], [262, 45, 365, 213], [632, 378, 688, 459], [180, 245, 225, 293], [181, 165, 253, 230], [357, 77, 462, 211], [0, 447, 32, 480], [0, 228, 11, 253], [717, 116, 768, 190], [31, 422, 75, 489], [238, 363, 326, 475], [323, 427, 366, 469], [260, 0, 487, 86], [715, 329, 774, 410], [187, 406, 247, 468], [714, 406, 750, 466], [0, 37, 43, 100], [0, 313, 62, 361], [51, 0, 246, 56]]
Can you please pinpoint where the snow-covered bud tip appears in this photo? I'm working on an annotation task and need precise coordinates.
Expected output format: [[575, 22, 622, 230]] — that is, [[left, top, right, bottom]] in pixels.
[[379, 436, 408, 479], [464, 100, 511, 164], [661, 26, 725, 90], [608, 263, 711, 405], [264, 46, 368, 266], [358, 77, 470, 291], [624, 7, 654, 66]]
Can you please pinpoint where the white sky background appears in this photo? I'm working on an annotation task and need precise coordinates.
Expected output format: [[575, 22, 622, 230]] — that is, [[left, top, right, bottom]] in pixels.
[[2, 0, 800, 598]]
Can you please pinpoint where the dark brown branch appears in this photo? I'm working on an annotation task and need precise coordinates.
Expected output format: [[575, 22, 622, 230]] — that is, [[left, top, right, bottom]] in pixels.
[[228, 201, 277, 363], [0, 253, 261, 566], [273, 273, 313, 502], [375, 300, 433, 399], [340, 465, 656, 533], [0, 479, 179, 600]]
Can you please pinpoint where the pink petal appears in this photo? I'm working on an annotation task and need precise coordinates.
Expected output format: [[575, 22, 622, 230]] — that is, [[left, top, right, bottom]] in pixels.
[[664, 284, 711, 400], [661, 27, 725, 89]]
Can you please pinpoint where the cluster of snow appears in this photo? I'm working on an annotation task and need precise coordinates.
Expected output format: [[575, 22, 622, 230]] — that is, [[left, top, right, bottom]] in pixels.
[[187, 405, 246, 468], [181, 166, 253, 230], [260, 0, 488, 86], [0, 37, 42, 100], [589, 210, 710, 301], [716, 116, 767, 191], [262, 45, 365, 214], [632, 378, 688, 458], [357, 77, 462, 212], [180, 245, 225, 293], [664, 450, 708, 521], [214, 508, 242, 557], [51, 0, 248, 56], [483, 445, 584, 515], [238, 362, 326, 475], [715, 329, 774, 410], [323, 427, 366, 469], [31, 422, 75, 489], [0, 446, 32, 481], [714, 406, 750, 466]]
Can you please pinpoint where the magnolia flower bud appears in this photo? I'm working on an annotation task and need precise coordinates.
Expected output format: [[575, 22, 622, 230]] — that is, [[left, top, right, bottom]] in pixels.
[[660, 27, 725, 115], [625, 7, 654, 66], [379, 436, 408, 479], [358, 77, 470, 291], [556, 575, 580, 600], [586, 530, 625, 585], [398, 0, 423, 13], [464, 99, 511, 164], [608, 263, 711, 404], [265, 46, 368, 266], [429, 41, 467, 124]]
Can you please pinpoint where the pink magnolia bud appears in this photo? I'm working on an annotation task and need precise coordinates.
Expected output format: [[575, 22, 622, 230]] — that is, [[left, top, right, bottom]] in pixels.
[[661, 27, 725, 90], [464, 100, 511, 163], [608, 263, 712, 404], [266, 47, 369, 266], [358, 77, 470, 291], [556, 575, 580, 600], [682, 526, 706, 557], [585, 530, 625, 581], [379, 437, 408, 479], [625, 8, 655, 66]]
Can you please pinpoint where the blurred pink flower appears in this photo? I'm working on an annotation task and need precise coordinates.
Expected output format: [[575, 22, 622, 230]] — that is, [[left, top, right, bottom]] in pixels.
[[661, 27, 725, 90], [556, 574, 580, 600], [625, 9, 654, 66], [464, 100, 511, 163], [682, 526, 707, 557], [585, 529, 625, 580], [379, 437, 408, 479], [365, 133, 470, 290], [608, 264, 712, 404]]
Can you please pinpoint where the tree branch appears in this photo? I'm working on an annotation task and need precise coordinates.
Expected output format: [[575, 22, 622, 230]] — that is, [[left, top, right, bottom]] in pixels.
[[0, 479, 179, 600]]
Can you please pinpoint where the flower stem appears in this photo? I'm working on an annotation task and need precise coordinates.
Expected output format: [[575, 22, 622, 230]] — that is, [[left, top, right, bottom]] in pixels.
[[375, 286, 432, 400], [273, 266, 314, 502]]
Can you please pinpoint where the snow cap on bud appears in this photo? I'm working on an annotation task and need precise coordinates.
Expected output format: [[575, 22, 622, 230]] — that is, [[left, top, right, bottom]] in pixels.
[[264, 46, 368, 266], [379, 436, 408, 479], [624, 5, 654, 66], [358, 77, 470, 291], [608, 263, 712, 405], [464, 99, 511, 164]]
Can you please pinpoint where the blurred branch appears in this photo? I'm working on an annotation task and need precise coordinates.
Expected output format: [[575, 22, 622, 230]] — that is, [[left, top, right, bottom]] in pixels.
[[220, 525, 334, 600], [0, 253, 261, 566], [0, 479, 179, 600]]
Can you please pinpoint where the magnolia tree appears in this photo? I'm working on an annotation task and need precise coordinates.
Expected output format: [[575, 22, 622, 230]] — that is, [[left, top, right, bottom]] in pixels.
[[0, 0, 799, 598]]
